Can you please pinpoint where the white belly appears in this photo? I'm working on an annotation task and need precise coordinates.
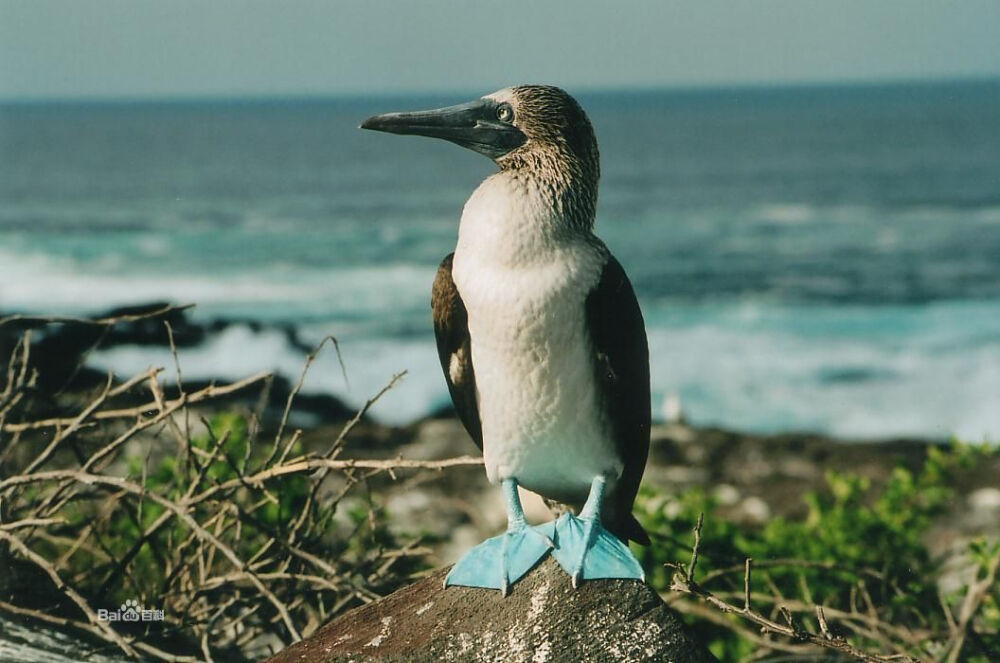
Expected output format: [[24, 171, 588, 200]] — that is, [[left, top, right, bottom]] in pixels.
[[452, 245, 623, 501]]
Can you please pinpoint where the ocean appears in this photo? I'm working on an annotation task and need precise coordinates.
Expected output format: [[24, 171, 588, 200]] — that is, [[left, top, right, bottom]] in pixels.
[[1, 81, 998, 440]]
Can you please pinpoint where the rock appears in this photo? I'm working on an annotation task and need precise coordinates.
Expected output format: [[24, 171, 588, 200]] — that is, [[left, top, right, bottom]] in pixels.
[[265, 558, 718, 663], [712, 484, 740, 506], [968, 487, 1000, 511], [739, 496, 771, 523], [965, 487, 1000, 531]]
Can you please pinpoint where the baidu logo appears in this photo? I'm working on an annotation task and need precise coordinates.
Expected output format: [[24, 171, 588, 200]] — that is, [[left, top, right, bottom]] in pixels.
[[97, 599, 164, 622]]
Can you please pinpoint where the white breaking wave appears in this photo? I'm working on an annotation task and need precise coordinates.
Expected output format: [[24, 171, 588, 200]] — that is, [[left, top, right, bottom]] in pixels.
[[6, 245, 1000, 440], [0, 247, 303, 312], [645, 299, 1000, 441], [754, 203, 816, 224], [0, 245, 434, 321], [86, 299, 1000, 441], [89, 324, 445, 425]]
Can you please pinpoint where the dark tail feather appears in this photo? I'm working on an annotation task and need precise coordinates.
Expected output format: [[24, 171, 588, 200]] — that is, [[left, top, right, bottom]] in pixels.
[[625, 514, 651, 546], [607, 512, 651, 546]]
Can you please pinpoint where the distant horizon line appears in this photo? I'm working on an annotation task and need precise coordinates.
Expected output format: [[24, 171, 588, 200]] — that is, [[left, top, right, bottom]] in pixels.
[[2, 74, 998, 106]]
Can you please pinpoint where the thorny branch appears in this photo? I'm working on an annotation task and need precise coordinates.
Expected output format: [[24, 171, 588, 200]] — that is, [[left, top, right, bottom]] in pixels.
[[5, 306, 995, 662], [0, 303, 194, 329], [0, 307, 478, 661], [666, 514, 1000, 663]]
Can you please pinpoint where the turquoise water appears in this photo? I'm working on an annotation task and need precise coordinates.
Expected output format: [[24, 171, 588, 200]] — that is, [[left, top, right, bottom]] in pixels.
[[1, 81, 999, 438]]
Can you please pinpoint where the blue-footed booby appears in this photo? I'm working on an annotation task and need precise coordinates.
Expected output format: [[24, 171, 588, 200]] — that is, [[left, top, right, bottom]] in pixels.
[[361, 85, 650, 594]]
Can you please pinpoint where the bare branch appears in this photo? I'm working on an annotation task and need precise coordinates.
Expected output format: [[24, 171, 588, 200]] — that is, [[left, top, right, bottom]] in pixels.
[[2, 370, 271, 433], [667, 518, 920, 663], [0, 303, 194, 329], [0, 530, 138, 657], [944, 549, 1000, 663]]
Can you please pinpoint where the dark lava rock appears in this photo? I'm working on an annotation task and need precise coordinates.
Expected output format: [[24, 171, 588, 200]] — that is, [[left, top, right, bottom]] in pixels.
[[265, 557, 718, 663]]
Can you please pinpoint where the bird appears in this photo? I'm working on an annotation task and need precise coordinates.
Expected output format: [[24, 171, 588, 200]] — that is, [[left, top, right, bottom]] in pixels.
[[361, 85, 650, 595]]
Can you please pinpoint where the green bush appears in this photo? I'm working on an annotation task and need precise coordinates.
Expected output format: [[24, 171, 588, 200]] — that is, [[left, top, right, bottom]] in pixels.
[[15, 411, 426, 658], [635, 441, 1000, 662]]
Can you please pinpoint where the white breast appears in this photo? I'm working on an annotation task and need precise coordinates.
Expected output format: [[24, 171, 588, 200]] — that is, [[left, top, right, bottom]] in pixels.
[[451, 174, 622, 501]]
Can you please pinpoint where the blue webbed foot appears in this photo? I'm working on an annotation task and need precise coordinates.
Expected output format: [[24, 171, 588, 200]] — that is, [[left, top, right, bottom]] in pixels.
[[445, 479, 554, 596], [550, 512, 645, 587], [445, 521, 554, 595]]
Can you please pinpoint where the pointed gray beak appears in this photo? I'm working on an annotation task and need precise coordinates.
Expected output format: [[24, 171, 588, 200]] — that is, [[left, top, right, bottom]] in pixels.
[[361, 98, 526, 159]]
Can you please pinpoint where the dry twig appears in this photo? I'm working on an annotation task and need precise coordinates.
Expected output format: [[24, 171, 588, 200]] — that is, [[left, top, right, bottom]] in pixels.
[[666, 514, 922, 663], [0, 306, 471, 661]]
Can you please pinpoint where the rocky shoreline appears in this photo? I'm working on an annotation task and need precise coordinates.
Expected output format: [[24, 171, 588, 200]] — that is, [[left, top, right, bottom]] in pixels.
[[325, 416, 1000, 568], [4, 302, 997, 565], [2, 304, 998, 662]]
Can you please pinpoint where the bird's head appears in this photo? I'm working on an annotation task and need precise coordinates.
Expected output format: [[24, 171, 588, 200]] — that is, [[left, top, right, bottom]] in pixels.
[[361, 85, 599, 180]]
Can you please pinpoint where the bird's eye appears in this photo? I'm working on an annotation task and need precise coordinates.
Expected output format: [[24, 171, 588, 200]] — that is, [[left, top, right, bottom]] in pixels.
[[496, 104, 514, 124]]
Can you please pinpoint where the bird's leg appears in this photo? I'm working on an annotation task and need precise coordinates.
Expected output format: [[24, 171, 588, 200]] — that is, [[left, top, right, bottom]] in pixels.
[[551, 475, 645, 587], [578, 473, 607, 520], [444, 478, 555, 596]]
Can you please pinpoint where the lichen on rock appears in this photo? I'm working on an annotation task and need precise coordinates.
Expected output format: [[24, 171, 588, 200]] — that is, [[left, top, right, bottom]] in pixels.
[[265, 557, 717, 663]]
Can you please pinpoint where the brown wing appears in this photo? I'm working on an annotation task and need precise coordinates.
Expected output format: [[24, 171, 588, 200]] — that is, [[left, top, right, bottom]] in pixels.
[[585, 254, 651, 545], [431, 253, 482, 449]]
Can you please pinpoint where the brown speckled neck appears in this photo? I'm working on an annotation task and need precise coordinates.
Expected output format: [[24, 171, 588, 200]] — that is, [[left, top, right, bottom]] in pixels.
[[497, 86, 600, 233]]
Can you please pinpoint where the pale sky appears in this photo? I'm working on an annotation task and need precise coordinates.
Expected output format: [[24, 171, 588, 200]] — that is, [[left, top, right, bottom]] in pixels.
[[2, 0, 999, 100]]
